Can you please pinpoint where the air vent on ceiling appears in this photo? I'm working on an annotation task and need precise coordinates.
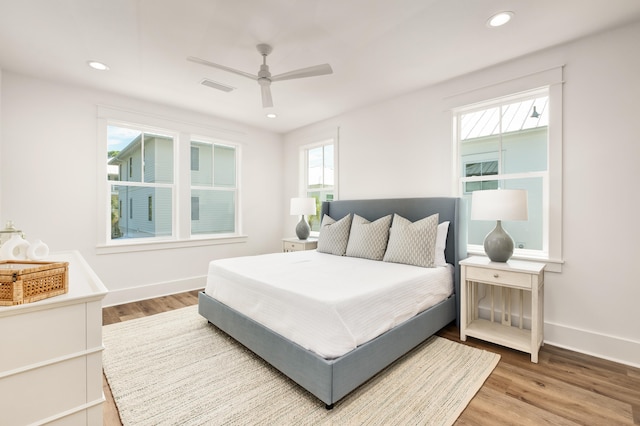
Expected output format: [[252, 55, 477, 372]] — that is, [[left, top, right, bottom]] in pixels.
[[200, 78, 235, 92]]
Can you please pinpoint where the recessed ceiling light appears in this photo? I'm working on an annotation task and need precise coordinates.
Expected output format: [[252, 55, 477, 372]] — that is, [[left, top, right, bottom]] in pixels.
[[87, 60, 109, 71], [487, 11, 514, 28], [266, 113, 277, 119]]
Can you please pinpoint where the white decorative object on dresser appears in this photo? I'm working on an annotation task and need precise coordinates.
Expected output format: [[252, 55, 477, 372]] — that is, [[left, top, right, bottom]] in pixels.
[[0, 250, 108, 425], [460, 256, 545, 363], [282, 237, 318, 252]]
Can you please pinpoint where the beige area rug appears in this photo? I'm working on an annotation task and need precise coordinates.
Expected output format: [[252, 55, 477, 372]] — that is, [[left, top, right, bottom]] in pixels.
[[103, 305, 499, 426]]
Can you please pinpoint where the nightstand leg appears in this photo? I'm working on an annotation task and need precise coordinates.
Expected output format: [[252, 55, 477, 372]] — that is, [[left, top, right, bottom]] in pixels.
[[460, 277, 468, 341], [531, 279, 540, 363]]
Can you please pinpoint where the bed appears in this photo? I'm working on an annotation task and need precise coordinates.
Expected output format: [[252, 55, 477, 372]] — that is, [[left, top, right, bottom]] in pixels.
[[198, 197, 467, 408]]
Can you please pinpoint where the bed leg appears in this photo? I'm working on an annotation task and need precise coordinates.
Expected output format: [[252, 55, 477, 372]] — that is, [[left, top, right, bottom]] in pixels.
[[325, 403, 334, 410]]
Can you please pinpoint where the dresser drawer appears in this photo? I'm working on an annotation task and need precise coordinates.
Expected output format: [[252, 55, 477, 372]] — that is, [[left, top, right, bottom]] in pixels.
[[465, 266, 532, 289]]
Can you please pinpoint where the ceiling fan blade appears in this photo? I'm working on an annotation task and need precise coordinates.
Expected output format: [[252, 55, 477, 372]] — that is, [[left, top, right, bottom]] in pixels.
[[187, 56, 257, 80], [271, 63, 333, 82], [261, 85, 273, 108]]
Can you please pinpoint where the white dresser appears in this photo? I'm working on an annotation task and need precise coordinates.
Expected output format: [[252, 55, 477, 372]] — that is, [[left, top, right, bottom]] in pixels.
[[0, 251, 108, 425]]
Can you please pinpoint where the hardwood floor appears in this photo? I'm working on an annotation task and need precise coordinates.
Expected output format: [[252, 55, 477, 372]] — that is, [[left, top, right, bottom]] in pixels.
[[102, 291, 640, 425]]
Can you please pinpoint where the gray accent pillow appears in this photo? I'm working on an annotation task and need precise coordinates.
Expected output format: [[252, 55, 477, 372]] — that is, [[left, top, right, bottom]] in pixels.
[[346, 214, 392, 261], [383, 213, 439, 268], [317, 214, 352, 256]]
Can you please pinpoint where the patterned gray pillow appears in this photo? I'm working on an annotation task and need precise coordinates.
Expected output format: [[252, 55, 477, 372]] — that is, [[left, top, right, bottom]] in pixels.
[[383, 213, 439, 268], [346, 214, 392, 261], [317, 214, 352, 256]]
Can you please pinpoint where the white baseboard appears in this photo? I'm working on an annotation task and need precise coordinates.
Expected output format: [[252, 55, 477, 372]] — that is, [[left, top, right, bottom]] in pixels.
[[544, 321, 640, 369], [477, 305, 640, 368], [102, 276, 206, 307]]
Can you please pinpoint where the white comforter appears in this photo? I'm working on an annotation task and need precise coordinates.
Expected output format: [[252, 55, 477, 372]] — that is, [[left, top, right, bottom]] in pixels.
[[204, 250, 453, 359]]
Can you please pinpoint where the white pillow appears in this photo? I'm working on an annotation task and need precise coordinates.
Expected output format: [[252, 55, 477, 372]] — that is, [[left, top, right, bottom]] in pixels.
[[317, 214, 352, 256], [383, 213, 439, 268], [434, 221, 450, 267], [345, 214, 392, 261]]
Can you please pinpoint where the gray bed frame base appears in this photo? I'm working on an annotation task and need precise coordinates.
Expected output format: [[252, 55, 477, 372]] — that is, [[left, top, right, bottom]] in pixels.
[[198, 197, 467, 408]]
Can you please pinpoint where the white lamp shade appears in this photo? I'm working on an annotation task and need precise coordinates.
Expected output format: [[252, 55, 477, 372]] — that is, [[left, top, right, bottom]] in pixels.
[[471, 189, 528, 221], [290, 197, 316, 216]]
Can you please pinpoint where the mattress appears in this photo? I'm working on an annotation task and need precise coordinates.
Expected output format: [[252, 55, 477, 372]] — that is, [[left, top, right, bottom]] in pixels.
[[204, 250, 454, 359]]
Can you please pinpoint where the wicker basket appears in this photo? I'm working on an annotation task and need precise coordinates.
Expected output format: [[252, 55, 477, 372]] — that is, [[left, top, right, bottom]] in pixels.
[[0, 260, 69, 306]]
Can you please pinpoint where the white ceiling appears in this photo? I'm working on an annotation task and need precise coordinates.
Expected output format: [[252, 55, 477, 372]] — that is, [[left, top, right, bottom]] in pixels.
[[1, 0, 640, 134]]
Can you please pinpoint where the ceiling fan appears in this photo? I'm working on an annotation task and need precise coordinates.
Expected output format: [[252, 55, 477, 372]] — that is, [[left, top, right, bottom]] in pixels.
[[187, 44, 333, 108]]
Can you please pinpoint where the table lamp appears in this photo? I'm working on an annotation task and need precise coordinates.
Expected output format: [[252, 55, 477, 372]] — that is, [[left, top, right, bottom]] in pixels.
[[290, 197, 316, 240], [471, 189, 528, 262]]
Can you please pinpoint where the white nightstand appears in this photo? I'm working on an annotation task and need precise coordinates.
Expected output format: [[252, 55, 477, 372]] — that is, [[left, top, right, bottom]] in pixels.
[[282, 237, 318, 252], [460, 256, 545, 363]]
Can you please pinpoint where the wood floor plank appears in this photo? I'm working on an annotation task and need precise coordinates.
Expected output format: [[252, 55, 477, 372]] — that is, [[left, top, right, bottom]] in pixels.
[[457, 386, 579, 426], [102, 292, 640, 426], [494, 362, 635, 425]]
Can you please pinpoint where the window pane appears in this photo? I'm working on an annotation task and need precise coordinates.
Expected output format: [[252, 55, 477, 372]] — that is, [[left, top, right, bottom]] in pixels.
[[190, 189, 235, 235], [214, 145, 236, 187], [107, 128, 174, 184], [110, 185, 172, 239]]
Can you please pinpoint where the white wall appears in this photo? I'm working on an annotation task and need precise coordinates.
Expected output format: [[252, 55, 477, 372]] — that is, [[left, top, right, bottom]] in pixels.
[[0, 72, 284, 306], [284, 21, 640, 367]]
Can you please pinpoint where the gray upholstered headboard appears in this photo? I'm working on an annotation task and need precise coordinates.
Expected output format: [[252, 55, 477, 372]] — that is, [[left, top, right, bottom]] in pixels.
[[320, 197, 467, 325]]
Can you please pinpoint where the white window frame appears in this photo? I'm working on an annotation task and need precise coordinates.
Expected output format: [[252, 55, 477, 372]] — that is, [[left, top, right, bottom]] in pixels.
[[96, 106, 246, 254], [450, 67, 563, 271], [189, 136, 239, 239], [299, 137, 339, 236]]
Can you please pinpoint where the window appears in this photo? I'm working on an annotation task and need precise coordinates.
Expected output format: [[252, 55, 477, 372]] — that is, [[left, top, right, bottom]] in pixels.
[[190, 140, 237, 235], [302, 139, 336, 232], [455, 87, 559, 261], [108, 126, 174, 240], [105, 122, 240, 245]]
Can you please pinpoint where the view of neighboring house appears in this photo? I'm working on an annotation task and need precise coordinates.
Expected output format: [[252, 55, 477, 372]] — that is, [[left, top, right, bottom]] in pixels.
[[108, 131, 237, 240], [108, 133, 174, 239]]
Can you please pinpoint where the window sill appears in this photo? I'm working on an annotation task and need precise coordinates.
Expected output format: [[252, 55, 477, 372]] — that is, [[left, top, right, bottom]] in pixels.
[[96, 235, 248, 255], [466, 248, 564, 273]]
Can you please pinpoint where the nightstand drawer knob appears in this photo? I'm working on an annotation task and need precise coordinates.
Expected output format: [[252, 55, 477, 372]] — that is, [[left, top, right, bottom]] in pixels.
[[493, 273, 499, 278]]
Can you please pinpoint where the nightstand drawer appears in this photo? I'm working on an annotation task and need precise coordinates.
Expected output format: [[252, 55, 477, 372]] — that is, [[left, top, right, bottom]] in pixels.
[[465, 266, 531, 289], [284, 241, 305, 251], [282, 238, 317, 252]]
